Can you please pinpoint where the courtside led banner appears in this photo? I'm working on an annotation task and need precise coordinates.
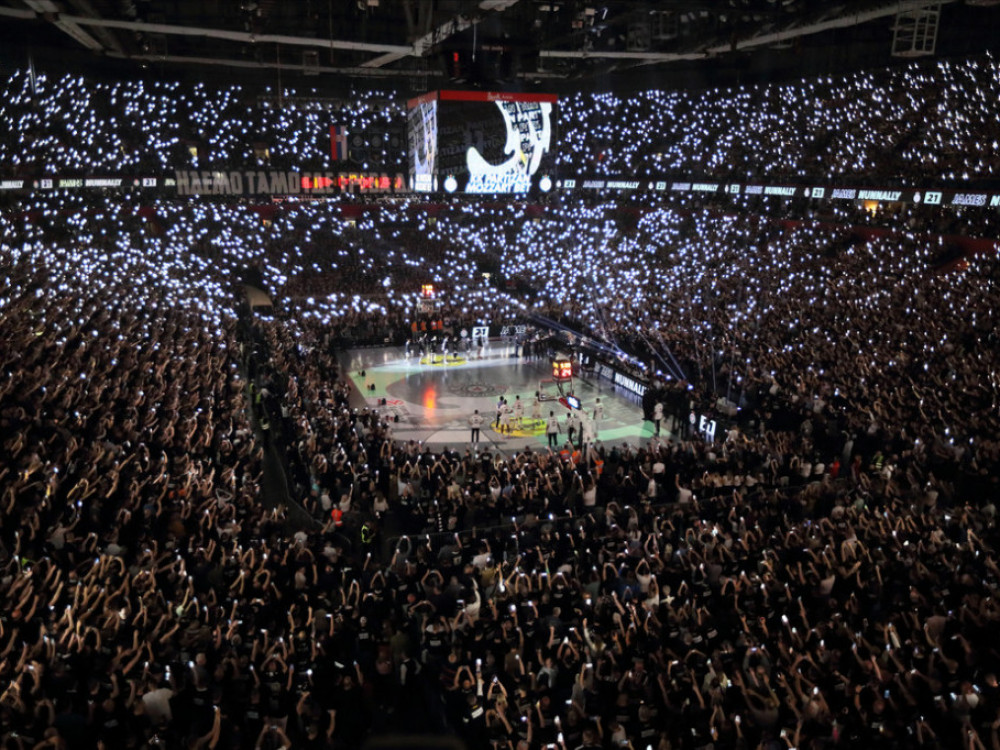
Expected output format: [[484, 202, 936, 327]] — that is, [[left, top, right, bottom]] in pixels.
[[2, 172, 1000, 208], [173, 170, 408, 196], [556, 178, 1000, 207]]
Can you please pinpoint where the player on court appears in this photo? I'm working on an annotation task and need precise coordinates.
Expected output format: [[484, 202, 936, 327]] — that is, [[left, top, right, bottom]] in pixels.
[[592, 397, 604, 439], [531, 391, 543, 425], [512, 395, 524, 429], [498, 400, 512, 435]]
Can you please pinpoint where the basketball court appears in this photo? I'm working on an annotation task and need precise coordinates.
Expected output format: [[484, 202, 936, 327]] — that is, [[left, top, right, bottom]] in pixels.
[[339, 342, 655, 455]]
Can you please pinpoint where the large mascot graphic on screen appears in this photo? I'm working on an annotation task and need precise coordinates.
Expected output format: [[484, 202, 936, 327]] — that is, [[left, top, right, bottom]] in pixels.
[[465, 100, 553, 193], [407, 100, 438, 192]]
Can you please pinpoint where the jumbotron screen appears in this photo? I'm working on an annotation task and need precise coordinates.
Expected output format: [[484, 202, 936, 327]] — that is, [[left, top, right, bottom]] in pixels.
[[406, 90, 557, 194]]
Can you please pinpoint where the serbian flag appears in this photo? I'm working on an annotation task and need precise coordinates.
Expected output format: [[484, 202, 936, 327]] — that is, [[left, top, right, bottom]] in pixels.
[[330, 125, 349, 161]]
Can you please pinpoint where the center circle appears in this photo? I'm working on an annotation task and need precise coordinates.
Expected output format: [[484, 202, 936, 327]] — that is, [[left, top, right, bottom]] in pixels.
[[446, 382, 511, 397]]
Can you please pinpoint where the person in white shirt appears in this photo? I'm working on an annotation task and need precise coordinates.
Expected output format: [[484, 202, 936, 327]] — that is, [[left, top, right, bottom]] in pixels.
[[512, 394, 524, 429], [566, 410, 580, 446], [546, 411, 560, 448], [469, 409, 484, 444], [580, 473, 598, 507], [531, 391, 542, 423], [652, 454, 666, 477], [499, 402, 512, 435], [471, 542, 492, 570], [142, 686, 174, 724], [653, 401, 664, 436], [592, 397, 604, 423], [591, 397, 604, 439]]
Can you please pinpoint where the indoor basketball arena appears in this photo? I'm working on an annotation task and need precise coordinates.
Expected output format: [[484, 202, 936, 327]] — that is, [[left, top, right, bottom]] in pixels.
[[2, 2, 1000, 749]]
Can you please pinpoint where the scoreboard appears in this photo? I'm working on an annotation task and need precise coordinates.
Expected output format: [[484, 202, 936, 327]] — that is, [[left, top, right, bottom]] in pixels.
[[552, 359, 573, 381]]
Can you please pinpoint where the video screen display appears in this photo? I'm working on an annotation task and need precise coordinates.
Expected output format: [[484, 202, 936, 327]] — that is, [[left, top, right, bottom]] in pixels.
[[406, 91, 557, 194], [407, 96, 438, 193]]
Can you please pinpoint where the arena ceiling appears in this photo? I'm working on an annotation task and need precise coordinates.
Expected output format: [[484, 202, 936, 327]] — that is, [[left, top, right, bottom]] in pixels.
[[1, 0, 1000, 92]]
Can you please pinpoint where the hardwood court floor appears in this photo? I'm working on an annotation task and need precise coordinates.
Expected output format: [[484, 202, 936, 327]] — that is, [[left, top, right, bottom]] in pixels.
[[339, 343, 656, 456]]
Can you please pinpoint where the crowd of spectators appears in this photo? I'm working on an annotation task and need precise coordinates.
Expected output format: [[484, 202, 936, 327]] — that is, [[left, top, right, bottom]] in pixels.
[[2, 50, 1000, 750], [0, 74, 403, 176], [230, 191, 1000, 750], [2, 53, 1000, 186], [557, 55, 1000, 186], [4, 186, 998, 748]]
